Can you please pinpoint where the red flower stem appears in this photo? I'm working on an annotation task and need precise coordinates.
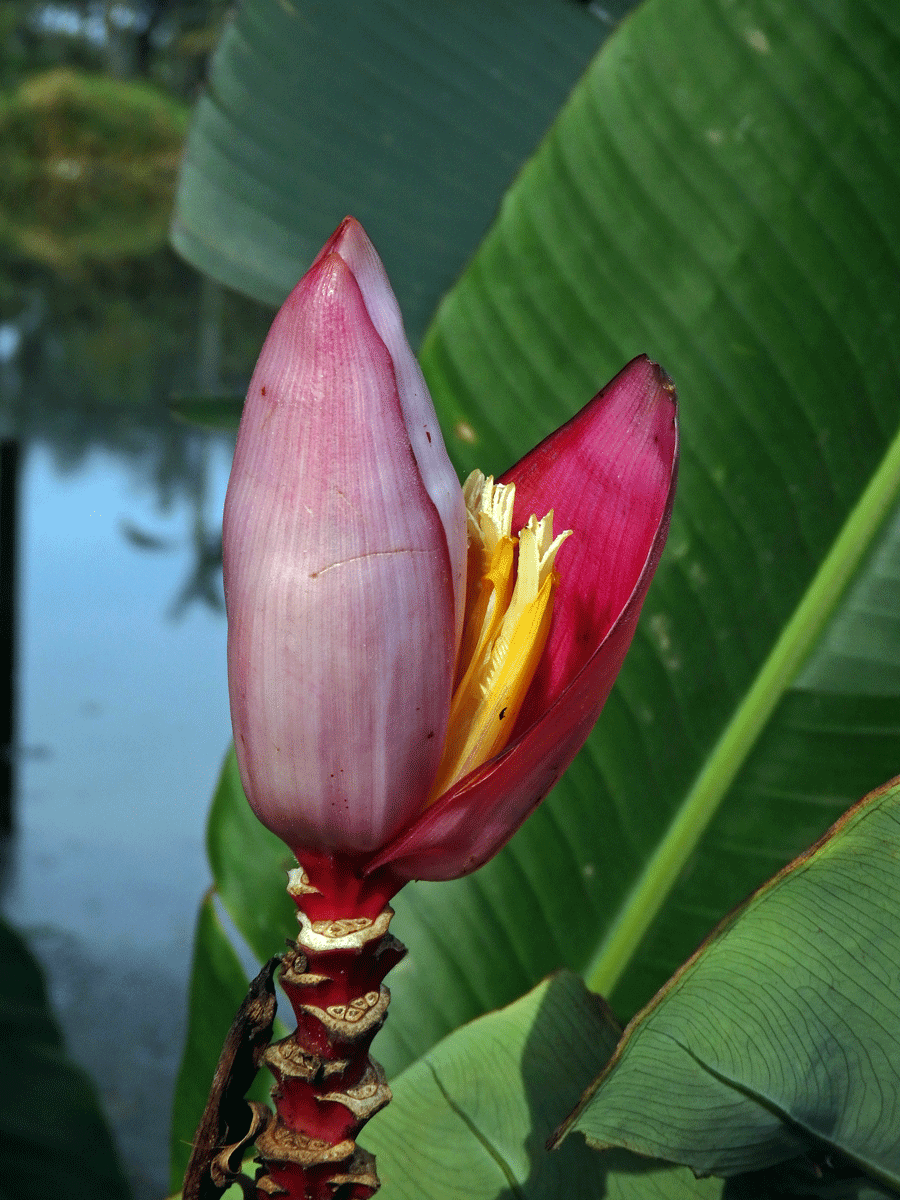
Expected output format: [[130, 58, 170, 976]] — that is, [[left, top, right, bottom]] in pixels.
[[254, 855, 405, 1199]]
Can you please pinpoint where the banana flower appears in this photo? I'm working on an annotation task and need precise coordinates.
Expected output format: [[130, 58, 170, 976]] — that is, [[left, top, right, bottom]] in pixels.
[[224, 217, 677, 887]]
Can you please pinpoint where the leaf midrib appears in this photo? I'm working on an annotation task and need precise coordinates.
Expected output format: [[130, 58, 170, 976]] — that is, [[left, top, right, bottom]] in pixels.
[[666, 1034, 900, 1189], [427, 1062, 525, 1197], [586, 416, 900, 997]]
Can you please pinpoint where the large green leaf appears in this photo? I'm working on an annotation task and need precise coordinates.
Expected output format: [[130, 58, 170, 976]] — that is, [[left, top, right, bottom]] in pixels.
[[171, 0, 634, 343], [379, 0, 900, 1065], [368, 971, 725, 1200], [171, 0, 900, 1182], [170, 971, 890, 1200], [0, 916, 131, 1200], [562, 778, 900, 1191]]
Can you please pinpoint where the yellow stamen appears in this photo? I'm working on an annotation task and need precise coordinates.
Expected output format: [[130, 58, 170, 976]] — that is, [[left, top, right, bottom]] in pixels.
[[427, 470, 571, 804]]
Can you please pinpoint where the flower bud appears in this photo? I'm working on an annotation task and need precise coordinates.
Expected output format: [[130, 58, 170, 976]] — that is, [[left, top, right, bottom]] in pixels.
[[224, 218, 678, 882]]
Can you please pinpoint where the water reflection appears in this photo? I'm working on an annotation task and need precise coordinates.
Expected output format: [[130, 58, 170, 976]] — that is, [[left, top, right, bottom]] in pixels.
[[0, 244, 272, 1198], [0, 440, 18, 834]]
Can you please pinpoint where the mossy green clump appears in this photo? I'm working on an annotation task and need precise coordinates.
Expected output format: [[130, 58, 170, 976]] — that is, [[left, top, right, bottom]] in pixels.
[[0, 67, 190, 267]]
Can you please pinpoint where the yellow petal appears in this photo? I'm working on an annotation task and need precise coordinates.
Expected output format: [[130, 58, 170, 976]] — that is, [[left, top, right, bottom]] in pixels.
[[427, 473, 571, 805]]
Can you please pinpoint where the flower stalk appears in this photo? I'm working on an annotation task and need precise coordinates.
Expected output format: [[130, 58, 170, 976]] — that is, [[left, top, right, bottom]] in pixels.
[[253, 860, 404, 1200]]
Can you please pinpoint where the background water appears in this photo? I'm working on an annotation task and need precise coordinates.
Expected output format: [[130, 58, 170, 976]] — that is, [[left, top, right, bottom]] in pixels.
[[0, 5, 275, 1193], [2, 437, 234, 1197], [0, 287, 270, 1198]]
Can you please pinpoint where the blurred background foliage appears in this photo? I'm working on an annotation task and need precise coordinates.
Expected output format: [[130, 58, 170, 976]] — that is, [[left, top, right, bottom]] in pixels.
[[0, 0, 273, 455], [0, 67, 188, 267]]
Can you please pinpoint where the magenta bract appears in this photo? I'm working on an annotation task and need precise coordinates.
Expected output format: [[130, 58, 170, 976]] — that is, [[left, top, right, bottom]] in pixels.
[[371, 355, 678, 881], [223, 217, 677, 883]]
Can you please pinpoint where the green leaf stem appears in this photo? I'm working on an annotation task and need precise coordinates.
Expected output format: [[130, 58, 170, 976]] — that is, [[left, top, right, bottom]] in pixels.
[[588, 422, 900, 998]]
